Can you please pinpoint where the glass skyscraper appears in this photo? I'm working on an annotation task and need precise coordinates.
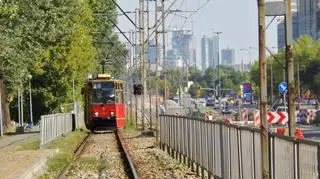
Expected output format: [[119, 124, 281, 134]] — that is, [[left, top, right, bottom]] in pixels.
[[200, 35, 219, 72], [277, 0, 320, 49]]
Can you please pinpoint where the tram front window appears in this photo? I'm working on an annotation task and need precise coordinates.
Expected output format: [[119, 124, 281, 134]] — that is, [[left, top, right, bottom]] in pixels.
[[92, 83, 115, 104]]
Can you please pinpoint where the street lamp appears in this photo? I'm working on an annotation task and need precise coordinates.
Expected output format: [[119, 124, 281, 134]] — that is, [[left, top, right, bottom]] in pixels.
[[28, 75, 33, 128]]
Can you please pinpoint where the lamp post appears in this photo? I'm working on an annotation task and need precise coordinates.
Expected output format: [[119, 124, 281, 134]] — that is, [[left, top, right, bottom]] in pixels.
[[28, 75, 33, 128], [0, 74, 3, 136]]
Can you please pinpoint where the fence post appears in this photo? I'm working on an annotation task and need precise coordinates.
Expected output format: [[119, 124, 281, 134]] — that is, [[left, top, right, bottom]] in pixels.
[[220, 123, 225, 177]]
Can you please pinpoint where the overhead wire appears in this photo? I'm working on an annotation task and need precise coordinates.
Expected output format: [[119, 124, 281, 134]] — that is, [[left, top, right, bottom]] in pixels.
[[179, 0, 214, 30]]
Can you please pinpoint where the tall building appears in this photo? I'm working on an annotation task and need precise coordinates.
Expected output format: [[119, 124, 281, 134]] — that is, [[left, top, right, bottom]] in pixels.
[[168, 30, 193, 68], [200, 35, 219, 71], [146, 40, 160, 64], [277, 0, 320, 49], [221, 48, 235, 66]]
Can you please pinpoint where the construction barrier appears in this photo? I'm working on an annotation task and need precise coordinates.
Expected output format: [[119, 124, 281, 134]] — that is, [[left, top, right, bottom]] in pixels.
[[241, 108, 249, 124], [253, 110, 288, 126]]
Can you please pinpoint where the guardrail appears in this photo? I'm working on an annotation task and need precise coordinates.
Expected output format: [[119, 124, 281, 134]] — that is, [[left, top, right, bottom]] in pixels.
[[40, 113, 74, 147], [160, 115, 320, 179]]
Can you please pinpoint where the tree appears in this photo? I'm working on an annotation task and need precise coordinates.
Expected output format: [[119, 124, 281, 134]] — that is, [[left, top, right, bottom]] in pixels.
[[188, 66, 202, 82], [1, 0, 125, 128]]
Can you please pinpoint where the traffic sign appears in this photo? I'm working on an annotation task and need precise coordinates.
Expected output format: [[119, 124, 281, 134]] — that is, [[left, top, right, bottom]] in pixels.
[[278, 82, 287, 94]]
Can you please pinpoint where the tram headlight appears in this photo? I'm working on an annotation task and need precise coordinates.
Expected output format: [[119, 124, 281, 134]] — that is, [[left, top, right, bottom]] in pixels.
[[94, 112, 99, 117], [110, 111, 115, 117]]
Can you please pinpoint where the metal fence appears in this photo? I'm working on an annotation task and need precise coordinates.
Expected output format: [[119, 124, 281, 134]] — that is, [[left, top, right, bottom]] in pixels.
[[160, 115, 320, 179], [40, 113, 74, 147], [74, 102, 85, 128]]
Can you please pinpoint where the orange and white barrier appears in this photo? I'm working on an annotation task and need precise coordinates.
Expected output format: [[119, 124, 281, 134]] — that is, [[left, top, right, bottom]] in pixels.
[[241, 108, 249, 124], [253, 110, 288, 126], [307, 109, 318, 121], [254, 109, 260, 127]]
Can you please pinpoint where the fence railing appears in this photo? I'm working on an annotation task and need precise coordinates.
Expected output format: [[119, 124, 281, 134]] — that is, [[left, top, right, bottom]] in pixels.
[[160, 115, 320, 179], [40, 113, 74, 147]]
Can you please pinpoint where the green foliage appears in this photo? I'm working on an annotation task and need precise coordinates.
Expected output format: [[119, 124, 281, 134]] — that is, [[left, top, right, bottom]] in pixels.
[[40, 130, 87, 178], [1, 0, 125, 123], [249, 35, 320, 99], [186, 66, 248, 97], [188, 82, 200, 97], [188, 66, 202, 82], [15, 139, 40, 151]]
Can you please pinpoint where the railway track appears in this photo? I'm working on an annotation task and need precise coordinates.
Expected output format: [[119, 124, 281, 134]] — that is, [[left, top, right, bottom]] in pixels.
[[59, 130, 138, 179]]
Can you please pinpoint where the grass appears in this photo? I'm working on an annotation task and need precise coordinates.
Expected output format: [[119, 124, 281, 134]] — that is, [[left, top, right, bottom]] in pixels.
[[15, 139, 40, 151], [75, 157, 101, 172], [124, 117, 138, 130], [39, 129, 88, 179]]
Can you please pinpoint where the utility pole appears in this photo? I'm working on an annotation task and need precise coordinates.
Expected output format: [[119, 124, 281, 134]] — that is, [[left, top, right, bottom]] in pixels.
[[297, 62, 301, 108], [285, 0, 295, 137], [29, 76, 33, 127], [155, 0, 159, 142], [130, 29, 134, 126], [0, 74, 3, 136], [162, 0, 167, 103], [135, 8, 139, 128], [139, 0, 146, 130], [147, 0, 152, 129], [270, 64, 274, 104], [20, 82, 24, 126], [257, 0, 269, 178], [213, 32, 222, 98]]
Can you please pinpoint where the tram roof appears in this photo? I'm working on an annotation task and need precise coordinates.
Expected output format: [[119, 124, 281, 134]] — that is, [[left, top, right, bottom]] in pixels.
[[88, 79, 123, 83]]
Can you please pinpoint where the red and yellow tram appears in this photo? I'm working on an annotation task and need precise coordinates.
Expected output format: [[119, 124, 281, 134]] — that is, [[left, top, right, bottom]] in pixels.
[[82, 74, 125, 130]]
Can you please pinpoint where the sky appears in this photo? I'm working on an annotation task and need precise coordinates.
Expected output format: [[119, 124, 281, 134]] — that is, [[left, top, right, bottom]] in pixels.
[[116, 0, 279, 65]]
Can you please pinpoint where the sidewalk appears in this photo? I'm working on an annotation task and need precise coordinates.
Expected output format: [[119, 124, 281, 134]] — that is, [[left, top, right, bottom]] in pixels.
[[0, 149, 57, 179], [0, 132, 39, 149], [0, 131, 56, 178]]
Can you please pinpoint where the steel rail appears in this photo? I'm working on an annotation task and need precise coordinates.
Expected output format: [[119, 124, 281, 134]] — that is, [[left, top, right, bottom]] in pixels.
[[116, 130, 139, 179], [58, 133, 91, 179]]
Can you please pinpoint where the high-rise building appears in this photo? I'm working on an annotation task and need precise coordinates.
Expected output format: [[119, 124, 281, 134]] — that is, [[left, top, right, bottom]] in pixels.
[[221, 48, 235, 66], [146, 40, 160, 64], [169, 30, 193, 68], [200, 35, 219, 71], [277, 0, 320, 49]]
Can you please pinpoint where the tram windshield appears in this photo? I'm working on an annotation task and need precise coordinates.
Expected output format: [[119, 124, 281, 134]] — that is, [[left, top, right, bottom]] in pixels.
[[92, 82, 115, 104]]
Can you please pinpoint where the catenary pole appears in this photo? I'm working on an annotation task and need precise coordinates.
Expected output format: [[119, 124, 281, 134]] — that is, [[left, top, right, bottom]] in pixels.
[[162, 0, 167, 103], [285, 0, 295, 137], [147, 0, 152, 129], [257, 0, 269, 178], [155, 0, 159, 143], [139, 0, 146, 130]]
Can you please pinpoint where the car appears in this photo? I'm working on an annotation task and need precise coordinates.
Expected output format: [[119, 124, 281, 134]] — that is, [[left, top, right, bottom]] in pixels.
[[221, 106, 232, 114], [213, 102, 221, 109], [206, 98, 215, 106], [197, 98, 206, 107]]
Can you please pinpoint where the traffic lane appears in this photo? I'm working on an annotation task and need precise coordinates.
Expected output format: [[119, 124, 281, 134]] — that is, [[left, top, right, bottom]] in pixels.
[[298, 124, 320, 139]]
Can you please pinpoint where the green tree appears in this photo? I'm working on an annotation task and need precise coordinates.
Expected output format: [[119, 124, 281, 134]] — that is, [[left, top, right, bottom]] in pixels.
[[1, 0, 125, 127], [188, 66, 202, 82]]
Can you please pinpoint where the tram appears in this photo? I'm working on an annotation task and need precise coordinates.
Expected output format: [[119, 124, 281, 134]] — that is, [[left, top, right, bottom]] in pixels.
[[82, 74, 125, 130]]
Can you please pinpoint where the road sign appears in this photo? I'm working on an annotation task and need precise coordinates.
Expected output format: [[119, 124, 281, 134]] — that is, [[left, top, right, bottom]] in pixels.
[[278, 82, 287, 94]]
